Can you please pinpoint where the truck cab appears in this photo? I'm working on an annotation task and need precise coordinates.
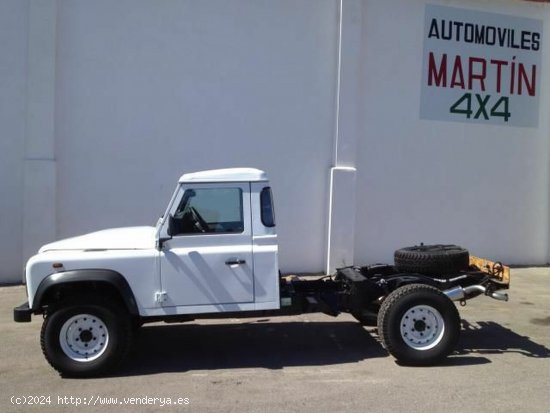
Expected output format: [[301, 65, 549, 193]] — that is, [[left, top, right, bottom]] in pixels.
[[20, 168, 280, 319], [155, 168, 280, 313]]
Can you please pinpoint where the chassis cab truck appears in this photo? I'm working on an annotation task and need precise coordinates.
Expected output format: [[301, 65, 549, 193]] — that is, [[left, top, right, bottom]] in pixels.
[[13, 168, 510, 377]]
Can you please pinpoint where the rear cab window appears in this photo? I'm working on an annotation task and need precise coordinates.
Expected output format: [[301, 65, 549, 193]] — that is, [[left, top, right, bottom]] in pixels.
[[260, 187, 275, 227]]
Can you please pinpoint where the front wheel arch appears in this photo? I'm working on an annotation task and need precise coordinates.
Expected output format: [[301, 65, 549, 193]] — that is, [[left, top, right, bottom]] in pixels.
[[33, 269, 139, 316]]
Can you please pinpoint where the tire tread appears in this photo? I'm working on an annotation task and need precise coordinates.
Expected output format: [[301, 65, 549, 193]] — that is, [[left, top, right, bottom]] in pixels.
[[394, 245, 469, 277]]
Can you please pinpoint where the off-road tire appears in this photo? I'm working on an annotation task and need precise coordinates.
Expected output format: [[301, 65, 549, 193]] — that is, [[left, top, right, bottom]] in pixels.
[[377, 284, 460, 365], [40, 297, 132, 377], [394, 244, 469, 277]]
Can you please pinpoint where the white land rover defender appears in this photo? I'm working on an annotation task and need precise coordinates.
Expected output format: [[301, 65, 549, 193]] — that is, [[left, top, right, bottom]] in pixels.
[[14, 168, 510, 377]]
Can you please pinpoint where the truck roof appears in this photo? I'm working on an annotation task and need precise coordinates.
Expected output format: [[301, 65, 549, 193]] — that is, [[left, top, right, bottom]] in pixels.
[[179, 168, 268, 183]]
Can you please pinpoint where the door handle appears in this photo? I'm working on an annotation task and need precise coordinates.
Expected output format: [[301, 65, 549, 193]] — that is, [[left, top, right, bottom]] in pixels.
[[225, 258, 246, 266]]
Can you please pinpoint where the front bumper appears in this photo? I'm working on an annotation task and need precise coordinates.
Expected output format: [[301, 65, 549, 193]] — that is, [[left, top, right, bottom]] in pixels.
[[13, 302, 32, 322]]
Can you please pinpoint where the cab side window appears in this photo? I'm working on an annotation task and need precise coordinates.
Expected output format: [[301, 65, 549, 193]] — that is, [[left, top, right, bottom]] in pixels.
[[260, 187, 275, 227], [172, 188, 244, 235]]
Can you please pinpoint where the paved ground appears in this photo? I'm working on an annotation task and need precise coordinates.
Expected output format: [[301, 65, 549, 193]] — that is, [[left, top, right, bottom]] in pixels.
[[1, 267, 550, 413]]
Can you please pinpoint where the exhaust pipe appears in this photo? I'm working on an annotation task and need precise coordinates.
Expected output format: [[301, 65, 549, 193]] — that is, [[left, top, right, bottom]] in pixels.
[[444, 285, 509, 302], [443, 286, 468, 301], [490, 291, 509, 301]]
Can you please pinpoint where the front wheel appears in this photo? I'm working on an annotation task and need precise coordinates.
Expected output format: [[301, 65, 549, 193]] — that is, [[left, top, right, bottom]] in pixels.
[[40, 298, 132, 377], [377, 284, 460, 365]]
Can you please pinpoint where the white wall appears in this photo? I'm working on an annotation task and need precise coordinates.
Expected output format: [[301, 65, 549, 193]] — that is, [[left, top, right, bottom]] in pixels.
[[2, 0, 550, 284], [354, 0, 550, 266], [55, 0, 339, 274], [0, 0, 28, 283]]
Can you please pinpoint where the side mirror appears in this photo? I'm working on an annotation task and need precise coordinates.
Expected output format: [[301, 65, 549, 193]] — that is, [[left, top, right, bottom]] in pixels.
[[158, 214, 175, 250], [167, 214, 177, 236]]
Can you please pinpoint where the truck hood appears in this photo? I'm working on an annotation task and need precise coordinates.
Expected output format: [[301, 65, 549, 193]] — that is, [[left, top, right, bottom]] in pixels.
[[38, 226, 156, 252]]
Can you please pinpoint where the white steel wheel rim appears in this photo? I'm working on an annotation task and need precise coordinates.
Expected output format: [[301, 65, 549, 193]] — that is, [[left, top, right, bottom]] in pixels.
[[59, 313, 109, 362], [400, 305, 445, 350]]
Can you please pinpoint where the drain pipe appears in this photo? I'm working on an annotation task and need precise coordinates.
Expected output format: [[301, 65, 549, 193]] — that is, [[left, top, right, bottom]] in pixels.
[[444, 285, 509, 302]]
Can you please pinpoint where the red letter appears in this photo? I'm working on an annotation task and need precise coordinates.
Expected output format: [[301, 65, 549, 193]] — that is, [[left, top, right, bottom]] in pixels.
[[490, 59, 507, 93], [428, 52, 447, 87], [468, 57, 486, 91], [518, 64, 536, 96], [450, 56, 465, 89]]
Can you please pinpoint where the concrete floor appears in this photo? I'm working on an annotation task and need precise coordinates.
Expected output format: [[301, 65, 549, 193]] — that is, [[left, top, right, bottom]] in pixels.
[[1, 267, 550, 413]]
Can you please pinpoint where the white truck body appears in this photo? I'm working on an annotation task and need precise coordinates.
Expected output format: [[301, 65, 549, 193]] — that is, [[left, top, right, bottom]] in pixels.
[[15, 167, 510, 376]]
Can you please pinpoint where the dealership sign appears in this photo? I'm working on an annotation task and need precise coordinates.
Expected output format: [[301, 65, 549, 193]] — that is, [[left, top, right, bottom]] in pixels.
[[420, 5, 542, 127]]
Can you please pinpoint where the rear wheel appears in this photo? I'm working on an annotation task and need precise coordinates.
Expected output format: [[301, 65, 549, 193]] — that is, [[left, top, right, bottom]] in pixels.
[[40, 298, 132, 377], [377, 284, 460, 365]]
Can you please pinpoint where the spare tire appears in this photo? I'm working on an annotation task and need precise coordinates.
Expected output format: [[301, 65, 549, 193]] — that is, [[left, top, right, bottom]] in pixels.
[[394, 244, 469, 277]]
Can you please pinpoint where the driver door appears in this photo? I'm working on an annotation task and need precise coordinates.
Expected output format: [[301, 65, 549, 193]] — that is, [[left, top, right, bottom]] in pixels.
[[159, 182, 254, 308]]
